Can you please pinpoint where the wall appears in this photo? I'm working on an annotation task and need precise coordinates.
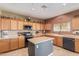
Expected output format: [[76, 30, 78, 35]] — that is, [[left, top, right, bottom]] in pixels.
[[46, 15, 73, 34]]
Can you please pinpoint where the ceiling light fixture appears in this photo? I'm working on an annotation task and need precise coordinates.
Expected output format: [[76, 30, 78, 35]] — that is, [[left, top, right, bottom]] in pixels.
[[62, 3, 67, 6], [31, 8, 35, 11]]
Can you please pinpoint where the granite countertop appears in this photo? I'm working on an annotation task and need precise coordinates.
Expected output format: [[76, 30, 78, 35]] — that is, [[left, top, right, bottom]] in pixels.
[[28, 36, 54, 44], [45, 33, 79, 39]]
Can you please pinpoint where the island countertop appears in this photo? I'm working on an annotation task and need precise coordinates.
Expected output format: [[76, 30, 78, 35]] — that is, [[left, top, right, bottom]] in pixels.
[[27, 36, 54, 44]]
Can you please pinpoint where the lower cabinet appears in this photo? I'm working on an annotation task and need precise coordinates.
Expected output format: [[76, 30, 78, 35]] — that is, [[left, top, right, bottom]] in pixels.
[[18, 36, 25, 48], [75, 39, 79, 52], [53, 36, 63, 47], [56, 37, 63, 47], [0, 37, 25, 53], [10, 39, 19, 50], [0, 39, 10, 53]]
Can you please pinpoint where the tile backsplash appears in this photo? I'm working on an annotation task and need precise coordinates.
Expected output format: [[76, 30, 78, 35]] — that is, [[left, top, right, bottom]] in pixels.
[[0, 30, 18, 38]]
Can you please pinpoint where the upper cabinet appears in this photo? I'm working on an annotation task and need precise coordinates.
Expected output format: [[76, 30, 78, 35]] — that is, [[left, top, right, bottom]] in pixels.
[[72, 17, 79, 30], [18, 20, 24, 30], [32, 22, 36, 30], [40, 23, 45, 30], [45, 21, 51, 30], [11, 19, 18, 30], [2, 19, 11, 30], [36, 22, 41, 30]]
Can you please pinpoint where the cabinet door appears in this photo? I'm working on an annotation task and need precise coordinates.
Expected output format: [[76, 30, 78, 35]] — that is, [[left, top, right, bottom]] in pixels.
[[11, 19, 17, 30], [18, 20, 24, 30], [75, 39, 79, 52], [36, 23, 41, 30], [10, 39, 18, 50], [40, 23, 45, 30], [2, 19, 11, 30], [53, 36, 58, 45], [24, 21, 28, 25], [0, 39, 10, 53], [28, 21, 32, 26], [18, 36, 25, 48], [32, 22, 36, 30], [56, 37, 63, 47], [72, 17, 79, 30]]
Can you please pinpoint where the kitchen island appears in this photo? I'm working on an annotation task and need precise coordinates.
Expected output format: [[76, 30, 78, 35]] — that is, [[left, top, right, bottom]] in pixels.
[[28, 36, 54, 56]]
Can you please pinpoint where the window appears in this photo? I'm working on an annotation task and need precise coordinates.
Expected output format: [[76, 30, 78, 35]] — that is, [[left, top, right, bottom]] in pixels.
[[53, 23, 61, 32], [53, 22, 71, 32]]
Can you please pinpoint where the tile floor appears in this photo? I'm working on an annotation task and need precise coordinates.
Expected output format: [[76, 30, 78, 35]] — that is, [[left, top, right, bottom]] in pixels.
[[0, 46, 79, 56]]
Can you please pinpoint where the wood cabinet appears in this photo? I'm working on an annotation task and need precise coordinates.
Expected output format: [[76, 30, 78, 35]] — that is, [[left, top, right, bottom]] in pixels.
[[32, 22, 36, 30], [40, 23, 45, 30], [52, 36, 63, 47], [11, 19, 18, 30], [56, 37, 63, 47], [24, 21, 28, 25], [18, 36, 25, 48], [72, 17, 79, 30], [2, 19, 11, 30], [18, 20, 24, 30], [75, 39, 79, 52], [28, 21, 32, 26], [36, 23, 41, 30], [45, 21, 51, 30], [10, 39, 18, 50], [0, 39, 10, 53]]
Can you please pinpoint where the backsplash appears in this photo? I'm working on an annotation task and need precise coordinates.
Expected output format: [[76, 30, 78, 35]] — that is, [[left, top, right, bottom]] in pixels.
[[0, 30, 18, 38]]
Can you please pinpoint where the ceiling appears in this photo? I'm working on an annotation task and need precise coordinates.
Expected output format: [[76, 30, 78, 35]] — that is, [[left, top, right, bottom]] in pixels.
[[0, 3, 79, 19]]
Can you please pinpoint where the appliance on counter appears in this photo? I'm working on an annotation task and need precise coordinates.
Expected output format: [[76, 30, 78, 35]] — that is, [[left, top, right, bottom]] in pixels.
[[72, 31, 79, 35], [23, 25, 33, 47]]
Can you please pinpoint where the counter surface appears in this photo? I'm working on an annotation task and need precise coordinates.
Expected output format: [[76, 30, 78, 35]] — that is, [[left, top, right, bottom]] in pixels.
[[28, 36, 54, 44]]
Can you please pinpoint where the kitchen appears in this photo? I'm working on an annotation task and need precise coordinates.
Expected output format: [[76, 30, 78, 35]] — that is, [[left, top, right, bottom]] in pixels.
[[0, 3, 79, 56]]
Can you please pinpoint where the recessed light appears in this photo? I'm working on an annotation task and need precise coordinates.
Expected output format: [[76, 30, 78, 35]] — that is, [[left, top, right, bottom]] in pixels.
[[31, 8, 35, 11], [62, 3, 67, 6]]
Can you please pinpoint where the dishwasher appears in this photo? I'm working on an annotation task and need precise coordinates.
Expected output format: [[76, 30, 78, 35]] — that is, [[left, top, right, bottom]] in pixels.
[[63, 37, 75, 52]]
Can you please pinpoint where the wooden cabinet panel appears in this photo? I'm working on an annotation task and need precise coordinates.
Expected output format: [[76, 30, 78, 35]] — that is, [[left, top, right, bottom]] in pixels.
[[18, 36, 25, 48], [40, 23, 45, 30], [2, 19, 11, 30], [11, 19, 17, 30], [53, 36, 63, 47], [45, 23, 51, 30], [24, 21, 28, 25], [28, 21, 32, 26], [32, 22, 36, 30], [53, 36, 58, 45], [56, 37, 63, 47], [0, 39, 10, 53], [10, 39, 18, 50], [72, 17, 79, 30], [18, 20, 24, 30], [75, 39, 79, 52], [36, 23, 41, 30]]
